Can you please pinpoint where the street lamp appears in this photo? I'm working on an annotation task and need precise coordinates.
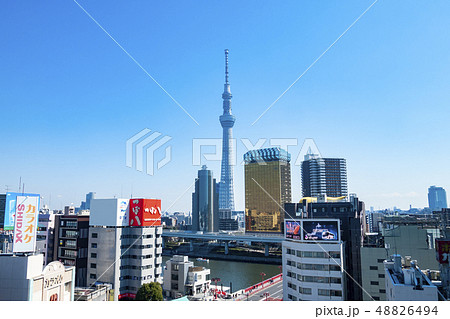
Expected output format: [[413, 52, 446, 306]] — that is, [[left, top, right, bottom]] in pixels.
[[211, 277, 221, 298], [260, 272, 266, 284]]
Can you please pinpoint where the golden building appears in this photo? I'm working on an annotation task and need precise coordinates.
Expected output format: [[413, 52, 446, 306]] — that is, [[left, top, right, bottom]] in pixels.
[[244, 148, 291, 233]]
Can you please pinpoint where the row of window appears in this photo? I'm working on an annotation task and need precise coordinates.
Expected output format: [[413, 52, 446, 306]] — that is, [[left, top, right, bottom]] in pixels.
[[286, 249, 340, 259], [286, 271, 342, 284], [120, 265, 153, 270], [120, 234, 153, 239], [286, 260, 341, 271], [120, 254, 153, 259], [120, 244, 153, 250], [119, 275, 153, 281], [288, 283, 343, 297]]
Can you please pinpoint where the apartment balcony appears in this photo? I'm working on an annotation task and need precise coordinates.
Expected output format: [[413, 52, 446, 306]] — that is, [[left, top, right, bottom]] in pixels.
[[156, 247, 163, 255]]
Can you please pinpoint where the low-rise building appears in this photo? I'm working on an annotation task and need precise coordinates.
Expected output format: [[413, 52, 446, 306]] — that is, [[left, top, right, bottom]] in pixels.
[[384, 254, 439, 301], [74, 283, 112, 301], [0, 254, 74, 301], [163, 255, 211, 299]]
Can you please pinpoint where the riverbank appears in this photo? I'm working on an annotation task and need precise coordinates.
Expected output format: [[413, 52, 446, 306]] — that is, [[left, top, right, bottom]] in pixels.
[[162, 249, 281, 265]]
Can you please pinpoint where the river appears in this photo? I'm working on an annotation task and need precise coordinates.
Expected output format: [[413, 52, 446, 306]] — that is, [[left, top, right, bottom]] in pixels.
[[162, 256, 280, 292]]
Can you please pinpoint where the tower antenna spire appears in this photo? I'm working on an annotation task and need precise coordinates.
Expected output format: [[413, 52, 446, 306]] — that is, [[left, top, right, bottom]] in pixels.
[[225, 49, 229, 84]]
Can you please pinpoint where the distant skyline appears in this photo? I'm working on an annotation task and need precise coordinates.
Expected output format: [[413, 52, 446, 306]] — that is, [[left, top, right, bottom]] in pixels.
[[1, 1, 450, 212]]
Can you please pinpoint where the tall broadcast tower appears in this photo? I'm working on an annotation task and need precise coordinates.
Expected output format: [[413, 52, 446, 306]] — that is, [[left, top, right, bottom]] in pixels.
[[219, 49, 235, 213]]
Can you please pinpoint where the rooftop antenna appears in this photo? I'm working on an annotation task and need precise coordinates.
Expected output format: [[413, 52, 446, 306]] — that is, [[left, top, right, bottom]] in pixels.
[[18, 176, 22, 193], [225, 49, 229, 85]]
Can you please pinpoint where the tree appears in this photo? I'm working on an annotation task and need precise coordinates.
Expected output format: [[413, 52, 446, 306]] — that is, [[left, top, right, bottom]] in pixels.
[[135, 282, 163, 301]]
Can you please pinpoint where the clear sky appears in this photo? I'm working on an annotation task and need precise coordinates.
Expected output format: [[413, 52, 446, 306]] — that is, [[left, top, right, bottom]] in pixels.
[[1, 0, 449, 212]]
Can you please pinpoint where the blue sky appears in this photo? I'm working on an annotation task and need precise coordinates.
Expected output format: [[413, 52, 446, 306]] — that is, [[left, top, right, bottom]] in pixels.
[[1, 0, 449, 212]]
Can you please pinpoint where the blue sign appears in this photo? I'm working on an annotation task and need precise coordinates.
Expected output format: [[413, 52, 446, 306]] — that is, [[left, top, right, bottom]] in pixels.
[[4, 193, 40, 230]]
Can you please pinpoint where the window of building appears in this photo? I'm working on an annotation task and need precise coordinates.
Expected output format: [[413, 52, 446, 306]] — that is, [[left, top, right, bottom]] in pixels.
[[90, 274, 96, 279], [379, 289, 386, 294], [90, 263, 96, 269], [91, 243, 97, 248], [378, 274, 385, 279], [330, 277, 341, 284], [91, 253, 97, 258], [92, 233, 98, 238], [370, 281, 379, 286], [377, 259, 385, 263], [299, 287, 312, 295], [373, 296, 380, 301], [369, 266, 378, 271]]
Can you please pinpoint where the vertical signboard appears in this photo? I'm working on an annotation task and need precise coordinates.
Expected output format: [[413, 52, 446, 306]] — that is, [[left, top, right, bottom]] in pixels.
[[435, 239, 450, 264], [4, 192, 39, 230], [13, 195, 40, 253], [129, 199, 161, 226]]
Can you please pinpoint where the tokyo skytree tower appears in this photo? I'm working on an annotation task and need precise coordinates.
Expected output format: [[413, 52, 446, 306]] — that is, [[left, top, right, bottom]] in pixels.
[[218, 49, 235, 212]]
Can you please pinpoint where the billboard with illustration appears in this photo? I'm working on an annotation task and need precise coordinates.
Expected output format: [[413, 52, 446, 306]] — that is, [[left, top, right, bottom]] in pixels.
[[285, 219, 340, 242], [285, 220, 302, 240]]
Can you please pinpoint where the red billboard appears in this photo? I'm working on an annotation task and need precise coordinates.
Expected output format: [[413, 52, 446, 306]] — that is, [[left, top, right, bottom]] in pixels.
[[435, 239, 450, 264], [129, 199, 161, 226]]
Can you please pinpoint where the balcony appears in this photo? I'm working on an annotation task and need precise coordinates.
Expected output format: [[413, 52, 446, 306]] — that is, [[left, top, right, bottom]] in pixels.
[[156, 257, 162, 265], [156, 247, 163, 255], [156, 237, 163, 245]]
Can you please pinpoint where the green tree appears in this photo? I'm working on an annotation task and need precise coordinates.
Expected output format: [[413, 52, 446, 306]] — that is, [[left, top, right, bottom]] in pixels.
[[135, 282, 163, 301]]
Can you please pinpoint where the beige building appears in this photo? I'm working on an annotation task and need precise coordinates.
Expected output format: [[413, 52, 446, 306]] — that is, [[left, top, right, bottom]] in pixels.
[[0, 254, 74, 301]]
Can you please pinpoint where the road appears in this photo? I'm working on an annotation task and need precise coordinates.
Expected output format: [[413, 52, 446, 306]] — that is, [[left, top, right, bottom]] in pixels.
[[243, 280, 283, 301]]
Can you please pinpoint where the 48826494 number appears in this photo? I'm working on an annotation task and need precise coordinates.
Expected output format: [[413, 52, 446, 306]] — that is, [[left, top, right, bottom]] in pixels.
[[375, 306, 438, 316]]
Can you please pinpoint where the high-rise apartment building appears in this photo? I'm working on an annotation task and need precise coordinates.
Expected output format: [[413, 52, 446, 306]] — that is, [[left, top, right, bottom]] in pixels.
[[301, 152, 348, 198], [86, 198, 163, 300], [219, 49, 236, 213], [244, 147, 291, 234], [192, 166, 219, 233], [428, 186, 448, 211]]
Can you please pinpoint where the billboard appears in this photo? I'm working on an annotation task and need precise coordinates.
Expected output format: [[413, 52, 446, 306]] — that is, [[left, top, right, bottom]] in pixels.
[[13, 195, 40, 253], [435, 239, 450, 264], [303, 220, 339, 241], [285, 220, 302, 240], [129, 199, 161, 226], [89, 199, 129, 226], [4, 192, 40, 230], [285, 219, 340, 242]]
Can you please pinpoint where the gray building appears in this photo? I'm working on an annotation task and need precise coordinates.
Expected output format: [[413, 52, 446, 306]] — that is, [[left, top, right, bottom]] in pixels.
[[86, 225, 163, 301], [428, 186, 447, 211], [382, 221, 441, 271], [192, 166, 219, 233], [162, 255, 211, 299], [301, 151, 348, 198]]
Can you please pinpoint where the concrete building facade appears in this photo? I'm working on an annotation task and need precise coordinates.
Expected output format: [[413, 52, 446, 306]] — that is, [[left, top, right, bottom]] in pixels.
[[0, 254, 74, 301]]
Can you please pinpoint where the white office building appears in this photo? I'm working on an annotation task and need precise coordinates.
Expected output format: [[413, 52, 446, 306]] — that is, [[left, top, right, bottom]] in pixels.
[[283, 219, 345, 301], [86, 198, 163, 301]]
